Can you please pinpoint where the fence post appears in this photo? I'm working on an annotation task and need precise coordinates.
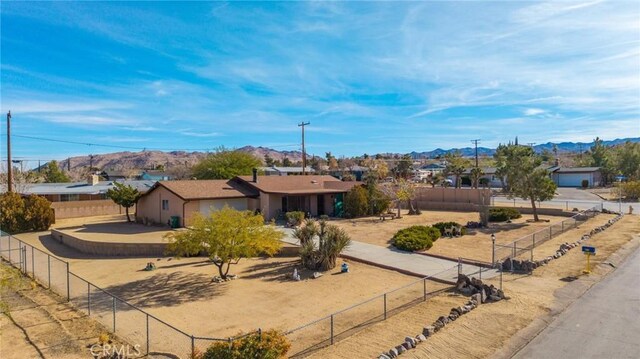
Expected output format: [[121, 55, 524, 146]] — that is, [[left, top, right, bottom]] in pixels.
[[191, 335, 195, 358], [47, 255, 51, 289], [112, 297, 116, 332], [383, 293, 387, 320], [146, 313, 150, 355], [566, 201, 568, 211], [500, 263, 503, 290], [531, 234, 535, 262], [562, 220, 564, 233], [457, 258, 462, 277], [22, 246, 27, 273], [87, 282, 91, 315], [66, 262, 70, 301], [423, 278, 427, 301], [8, 236, 11, 263], [511, 243, 516, 273], [330, 314, 334, 345], [549, 225, 552, 239], [31, 247, 34, 276]]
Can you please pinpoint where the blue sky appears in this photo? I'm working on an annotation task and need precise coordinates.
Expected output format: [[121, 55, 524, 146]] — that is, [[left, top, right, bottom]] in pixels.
[[1, 1, 639, 164]]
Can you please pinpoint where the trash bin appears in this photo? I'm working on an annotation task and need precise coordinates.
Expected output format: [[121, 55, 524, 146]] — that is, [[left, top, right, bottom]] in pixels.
[[170, 216, 180, 228]]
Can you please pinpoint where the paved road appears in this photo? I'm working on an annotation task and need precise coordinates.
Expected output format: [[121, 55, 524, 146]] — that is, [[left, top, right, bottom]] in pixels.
[[279, 227, 499, 283], [512, 246, 640, 359], [492, 197, 639, 215]]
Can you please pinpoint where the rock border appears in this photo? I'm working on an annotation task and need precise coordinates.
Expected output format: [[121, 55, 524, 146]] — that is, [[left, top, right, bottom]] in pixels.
[[501, 213, 624, 272], [378, 275, 505, 359]]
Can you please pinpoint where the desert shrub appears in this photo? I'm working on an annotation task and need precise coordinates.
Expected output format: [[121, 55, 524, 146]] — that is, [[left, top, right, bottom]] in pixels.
[[294, 220, 351, 271], [581, 179, 589, 188], [392, 225, 440, 251], [432, 222, 467, 236], [369, 188, 391, 216], [285, 211, 305, 227], [488, 207, 522, 222], [202, 329, 290, 359], [344, 186, 369, 218], [0, 193, 54, 234], [479, 178, 490, 187], [619, 181, 640, 200]]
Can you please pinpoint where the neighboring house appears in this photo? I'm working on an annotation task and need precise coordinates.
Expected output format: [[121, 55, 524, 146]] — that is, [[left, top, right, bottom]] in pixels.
[[135, 173, 361, 227], [413, 163, 447, 182], [326, 165, 370, 181], [101, 170, 143, 181], [19, 176, 155, 202], [260, 166, 315, 176], [141, 170, 173, 181], [456, 167, 503, 188], [13, 175, 155, 220], [550, 167, 602, 187]]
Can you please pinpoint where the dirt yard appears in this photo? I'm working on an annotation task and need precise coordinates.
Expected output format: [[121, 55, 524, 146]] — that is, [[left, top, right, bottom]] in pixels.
[[307, 215, 640, 359], [0, 263, 130, 359], [332, 210, 569, 262], [11, 230, 425, 343]]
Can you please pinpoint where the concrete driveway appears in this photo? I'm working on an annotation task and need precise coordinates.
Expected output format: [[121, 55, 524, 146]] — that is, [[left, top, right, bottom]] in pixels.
[[554, 187, 604, 201]]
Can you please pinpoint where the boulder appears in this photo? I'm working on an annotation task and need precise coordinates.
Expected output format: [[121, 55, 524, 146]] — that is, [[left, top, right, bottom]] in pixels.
[[472, 293, 482, 304], [457, 273, 471, 286], [379, 354, 391, 359], [480, 288, 488, 303], [448, 314, 458, 321], [405, 336, 417, 347], [397, 344, 407, 354], [388, 348, 398, 358], [497, 289, 506, 300], [416, 334, 427, 342], [402, 341, 412, 350], [422, 326, 435, 337], [489, 295, 502, 302]]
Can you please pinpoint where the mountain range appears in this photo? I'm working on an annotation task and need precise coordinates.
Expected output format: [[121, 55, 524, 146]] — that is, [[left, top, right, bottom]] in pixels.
[[59, 138, 639, 173]]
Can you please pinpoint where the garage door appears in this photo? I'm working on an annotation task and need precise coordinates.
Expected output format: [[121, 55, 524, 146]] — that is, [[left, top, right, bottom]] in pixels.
[[558, 173, 589, 187], [199, 198, 248, 217]]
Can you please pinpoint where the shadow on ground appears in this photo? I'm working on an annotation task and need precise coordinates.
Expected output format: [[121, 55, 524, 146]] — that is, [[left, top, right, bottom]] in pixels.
[[92, 271, 226, 311]]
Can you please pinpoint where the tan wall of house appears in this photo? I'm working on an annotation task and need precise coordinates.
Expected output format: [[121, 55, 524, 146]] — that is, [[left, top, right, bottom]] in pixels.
[[267, 193, 284, 220], [51, 200, 123, 219], [324, 195, 336, 216], [136, 186, 187, 226]]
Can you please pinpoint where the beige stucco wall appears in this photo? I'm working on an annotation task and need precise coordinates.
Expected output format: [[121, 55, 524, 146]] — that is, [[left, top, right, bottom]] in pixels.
[[136, 186, 187, 226], [51, 200, 123, 220], [413, 187, 491, 205]]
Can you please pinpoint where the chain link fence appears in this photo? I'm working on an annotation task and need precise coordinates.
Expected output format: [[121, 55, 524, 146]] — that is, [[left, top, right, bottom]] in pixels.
[[285, 265, 459, 357], [0, 230, 248, 359], [492, 205, 602, 267]]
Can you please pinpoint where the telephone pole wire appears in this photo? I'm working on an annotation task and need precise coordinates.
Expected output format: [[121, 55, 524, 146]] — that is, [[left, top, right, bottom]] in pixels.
[[298, 122, 310, 175], [471, 139, 481, 168]]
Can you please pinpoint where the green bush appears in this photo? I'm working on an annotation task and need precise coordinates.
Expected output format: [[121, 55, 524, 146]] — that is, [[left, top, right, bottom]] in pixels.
[[285, 211, 305, 227], [392, 225, 440, 251], [432, 222, 467, 236], [488, 207, 522, 222], [0, 193, 54, 234], [344, 186, 369, 218], [202, 330, 290, 359]]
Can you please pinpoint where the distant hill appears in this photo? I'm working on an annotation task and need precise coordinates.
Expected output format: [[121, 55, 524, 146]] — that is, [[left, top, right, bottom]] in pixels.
[[50, 137, 638, 178], [408, 137, 640, 158]]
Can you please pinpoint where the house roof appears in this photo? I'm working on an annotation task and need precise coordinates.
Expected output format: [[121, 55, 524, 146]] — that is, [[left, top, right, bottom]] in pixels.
[[155, 180, 258, 200], [554, 167, 601, 173], [14, 180, 155, 196], [420, 163, 446, 169], [260, 166, 315, 173], [461, 167, 497, 175], [236, 175, 360, 195]]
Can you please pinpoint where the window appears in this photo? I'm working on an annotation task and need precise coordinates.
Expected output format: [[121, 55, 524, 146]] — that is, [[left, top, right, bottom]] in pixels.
[[60, 194, 80, 202], [162, 199, 169, 211]]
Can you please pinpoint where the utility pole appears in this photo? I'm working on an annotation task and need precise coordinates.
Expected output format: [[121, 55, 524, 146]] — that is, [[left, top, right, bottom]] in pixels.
[[527, 142, 536, 150], [89, 154, 94, 171], [67, 157, 71, 171], [471, 139, 481, 168], [298, 122, 310, 175], [6, 111, 12, 192]]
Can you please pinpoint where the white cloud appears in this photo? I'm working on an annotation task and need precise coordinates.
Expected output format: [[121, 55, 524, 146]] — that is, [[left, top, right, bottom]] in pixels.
[[523, 108, 546, 116]]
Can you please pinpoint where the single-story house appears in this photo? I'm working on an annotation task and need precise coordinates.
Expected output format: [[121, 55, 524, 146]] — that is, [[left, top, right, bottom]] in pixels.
[[8, 175, 155, 220], [550, 167, 602, 187], [135, 174, 361, 227], [17, 176, 155, 202], [140, 170, 173, 181], [456, 167, 503, 188], [260, 166, 315, 176]]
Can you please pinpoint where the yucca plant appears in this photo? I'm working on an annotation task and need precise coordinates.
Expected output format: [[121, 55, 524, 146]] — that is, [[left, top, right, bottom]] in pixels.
[[294, 219, 351, 270]]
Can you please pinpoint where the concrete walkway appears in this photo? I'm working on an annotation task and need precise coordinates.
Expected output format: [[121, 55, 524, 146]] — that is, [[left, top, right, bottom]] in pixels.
[[279, 227, 499, 283]]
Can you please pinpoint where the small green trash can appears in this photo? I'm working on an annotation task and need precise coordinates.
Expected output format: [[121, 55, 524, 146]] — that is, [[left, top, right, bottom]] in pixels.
[[170, 216, 181, 228]]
